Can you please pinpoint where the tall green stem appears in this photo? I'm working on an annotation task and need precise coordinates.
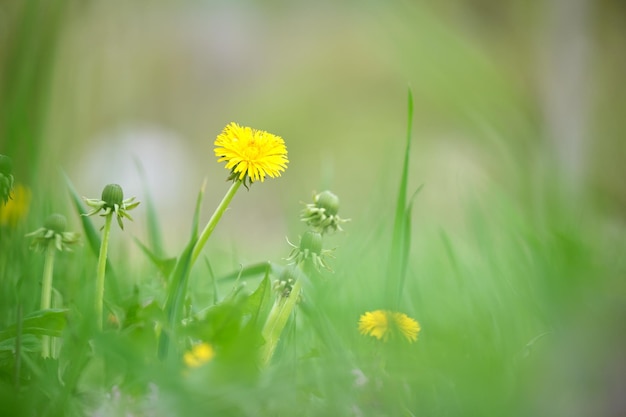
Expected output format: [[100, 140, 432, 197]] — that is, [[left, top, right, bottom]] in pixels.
[[260, 275, 303, 367], [96, 213, 113, 331], [40, 241, 56, 358], [191, 180, 241, 265]]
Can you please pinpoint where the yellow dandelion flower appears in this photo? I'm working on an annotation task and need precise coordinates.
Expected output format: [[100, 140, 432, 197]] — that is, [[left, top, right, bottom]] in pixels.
[[358, 310, 421, 343], [0, 184, 31, 228], [214, 122, 288, 184], [184, 342, 215, 368]]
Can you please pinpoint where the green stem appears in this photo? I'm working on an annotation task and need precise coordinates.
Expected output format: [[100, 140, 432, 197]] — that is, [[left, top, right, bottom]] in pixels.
[[191, 180, 241, 265], [40, 241, 56, 358], [96, 213, 113, 331], [260, 276, 303, 367]]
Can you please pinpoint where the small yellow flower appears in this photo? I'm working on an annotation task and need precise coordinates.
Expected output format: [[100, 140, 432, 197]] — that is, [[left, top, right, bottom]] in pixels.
[[184, 342, 215, 368], [214, 122, 288, 186], [0, 184, 31, 227], [358, 310, 421, 343]]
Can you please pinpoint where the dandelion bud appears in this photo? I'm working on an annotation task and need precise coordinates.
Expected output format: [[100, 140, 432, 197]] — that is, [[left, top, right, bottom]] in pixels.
[[26, 213, 80, 252], [315, 191, 340, 216], [300, 190, 349, 234], [44, 213, 67, 234], [101, 184, 124, 207], [83, 183, 138, 230], [286, 231, 333, 271], [300, 231, 323, 256]]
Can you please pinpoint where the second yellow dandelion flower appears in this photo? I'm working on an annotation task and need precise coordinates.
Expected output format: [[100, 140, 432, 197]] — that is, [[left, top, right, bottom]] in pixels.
[[358, 310, 421, 343]]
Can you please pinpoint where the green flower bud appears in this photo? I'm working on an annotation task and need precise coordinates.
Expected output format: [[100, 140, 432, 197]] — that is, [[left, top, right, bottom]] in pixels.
[[26, 213, 80, 252], [315, 191, 340, 216], [101, 184, 124, 207], [286, 231, 333, 271], [83, 183, 139, 230], [44, 213, 67, 234], [300, 231, 323, 255], [300, 190, 349, 235]]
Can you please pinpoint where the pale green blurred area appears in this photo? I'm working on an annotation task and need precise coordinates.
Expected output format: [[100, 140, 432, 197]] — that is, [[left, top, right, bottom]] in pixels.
[[3, 0, 625, 253]]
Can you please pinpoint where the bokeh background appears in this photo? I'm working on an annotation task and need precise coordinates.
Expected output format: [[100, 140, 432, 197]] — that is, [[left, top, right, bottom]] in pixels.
[[1, 0, 626, 415], [3, 0, 625, 252]]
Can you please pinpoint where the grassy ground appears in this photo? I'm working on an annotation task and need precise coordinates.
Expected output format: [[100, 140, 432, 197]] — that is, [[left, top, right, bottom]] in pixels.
[[1, 92, 624, 416]]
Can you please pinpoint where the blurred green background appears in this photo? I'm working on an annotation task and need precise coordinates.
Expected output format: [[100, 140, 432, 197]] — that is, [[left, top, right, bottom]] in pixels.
[[1, 0, 626, 416], [3, 0, 625, 251]]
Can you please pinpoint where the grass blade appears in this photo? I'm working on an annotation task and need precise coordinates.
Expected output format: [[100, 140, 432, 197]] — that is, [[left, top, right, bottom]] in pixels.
[[386, 89, 415, 308], [134, 157, 165, 258], [158, 180, 207, 359]]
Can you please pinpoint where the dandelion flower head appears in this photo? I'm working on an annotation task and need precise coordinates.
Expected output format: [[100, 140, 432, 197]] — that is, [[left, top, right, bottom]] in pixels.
[[214, 122, 288, 184], [0, 184, 31, 228], [358, 310, 420, 343], [184, 342, 215, 368]]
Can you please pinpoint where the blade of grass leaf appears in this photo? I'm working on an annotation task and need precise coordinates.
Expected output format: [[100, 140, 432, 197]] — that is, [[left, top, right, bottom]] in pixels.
[[204, 258, 219, 305], [133, 237, 177, 278], [386, 89, 414, 308], [158, 181, 206, 360], [395, 185, 423, 305], [134, 157, 165, 258]]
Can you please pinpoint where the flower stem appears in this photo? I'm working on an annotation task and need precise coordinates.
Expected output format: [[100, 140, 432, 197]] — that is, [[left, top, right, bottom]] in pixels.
[[40, 241, 56, 358], [191, 180, 241, 265], [260, 276, 303, 367], [96, 213, 113, 331]]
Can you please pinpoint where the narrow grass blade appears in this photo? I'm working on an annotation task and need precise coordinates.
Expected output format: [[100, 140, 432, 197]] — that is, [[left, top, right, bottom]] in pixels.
[[134, 157, 164, 258], [62, 171, 101, 257], [386, 89, 415, 308], [204, 258, 219, 305], [395, 185, 423, 304], [133, 237, 177, 278], [158, 181, 206, 359]]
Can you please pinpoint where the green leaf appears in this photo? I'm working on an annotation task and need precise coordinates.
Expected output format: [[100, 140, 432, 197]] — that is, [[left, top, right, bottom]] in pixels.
[[218, 261, 284, 283], [62, 171, 102, 257], [0, 334, 39, 353], [0, 309, 68, 341], [133, 236, 177, 278], [394, 185, 423, 305], [158, 180, 207, 360], [134, 157, 165, 258], [386, 89, 416, 308], [242, 267, 273, 328]]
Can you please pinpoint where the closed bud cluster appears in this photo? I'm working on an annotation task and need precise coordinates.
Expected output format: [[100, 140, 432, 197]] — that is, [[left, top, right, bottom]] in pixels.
[[286, 231, 333, 271], [26, 213, 80, 252], [300, 190, 349, 234], [101, 183, 124, 208], [83, 183, 140, 230]]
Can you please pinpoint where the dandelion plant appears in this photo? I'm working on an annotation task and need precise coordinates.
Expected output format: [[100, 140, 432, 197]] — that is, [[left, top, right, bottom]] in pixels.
[[26, 213, 79, 357], [83, 184, 139, 330]]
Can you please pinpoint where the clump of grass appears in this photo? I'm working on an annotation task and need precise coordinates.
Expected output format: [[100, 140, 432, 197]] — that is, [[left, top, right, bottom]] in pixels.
[[0, 98, 623, 417]]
